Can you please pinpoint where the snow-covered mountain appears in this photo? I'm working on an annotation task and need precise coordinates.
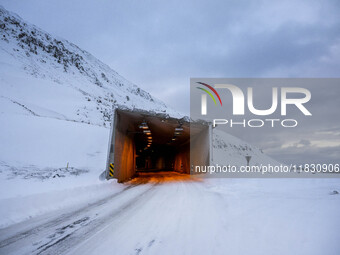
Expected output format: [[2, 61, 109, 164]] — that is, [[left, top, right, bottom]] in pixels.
[[0, 5, 278, 182], [0, 5, 180, 127]]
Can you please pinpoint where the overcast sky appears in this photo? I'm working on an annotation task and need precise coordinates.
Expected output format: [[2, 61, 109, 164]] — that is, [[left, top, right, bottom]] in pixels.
[[1, 0, 339, 164]]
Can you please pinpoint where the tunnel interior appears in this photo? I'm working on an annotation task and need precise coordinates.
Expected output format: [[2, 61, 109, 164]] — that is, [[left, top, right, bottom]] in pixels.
[[110, 109, 209, 182]]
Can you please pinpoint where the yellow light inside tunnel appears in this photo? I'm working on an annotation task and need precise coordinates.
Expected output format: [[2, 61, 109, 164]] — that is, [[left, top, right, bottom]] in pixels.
[[139, 122, 149, 129]]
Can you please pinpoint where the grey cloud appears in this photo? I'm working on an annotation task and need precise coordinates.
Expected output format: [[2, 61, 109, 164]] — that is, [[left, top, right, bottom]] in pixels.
[[298, 139, 311, 146]]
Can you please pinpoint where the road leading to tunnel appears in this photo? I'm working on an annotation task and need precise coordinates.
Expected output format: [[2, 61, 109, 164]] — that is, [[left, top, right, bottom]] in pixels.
[[0, 172, 227, 255]]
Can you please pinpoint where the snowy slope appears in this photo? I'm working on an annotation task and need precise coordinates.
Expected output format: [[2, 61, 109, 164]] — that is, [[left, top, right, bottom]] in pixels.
[[213, 129, 280, 167], [0, 5, 180, 127]]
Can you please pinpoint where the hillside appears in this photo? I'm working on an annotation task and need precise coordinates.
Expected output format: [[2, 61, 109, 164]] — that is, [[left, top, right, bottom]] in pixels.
[[0, 5, 278, 186], [0, 5, 179, 127]]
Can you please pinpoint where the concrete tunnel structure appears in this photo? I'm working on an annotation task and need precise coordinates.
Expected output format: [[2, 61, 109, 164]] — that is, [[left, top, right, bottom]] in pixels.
[[105, 108, 211, 182]]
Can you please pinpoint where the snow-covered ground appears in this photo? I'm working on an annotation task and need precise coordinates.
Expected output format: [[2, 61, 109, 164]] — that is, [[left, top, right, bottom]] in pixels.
[[0, 173, 339, 255], [0, 110, 114, 228]]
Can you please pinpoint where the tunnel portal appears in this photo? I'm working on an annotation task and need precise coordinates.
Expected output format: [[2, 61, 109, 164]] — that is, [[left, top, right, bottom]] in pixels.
[[106, 108, 210, 182]]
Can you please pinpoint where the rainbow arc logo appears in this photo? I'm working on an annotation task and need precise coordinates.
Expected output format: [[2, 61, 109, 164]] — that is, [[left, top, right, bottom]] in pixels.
[[196, 82, 222, 106]]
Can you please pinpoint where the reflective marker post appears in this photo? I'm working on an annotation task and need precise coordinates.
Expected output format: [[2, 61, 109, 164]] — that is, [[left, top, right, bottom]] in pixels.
[[245, 155, 251, 167]]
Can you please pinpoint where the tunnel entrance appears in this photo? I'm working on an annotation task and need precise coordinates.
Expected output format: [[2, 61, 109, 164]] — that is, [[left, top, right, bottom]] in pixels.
[[106, 108, 210, 182]]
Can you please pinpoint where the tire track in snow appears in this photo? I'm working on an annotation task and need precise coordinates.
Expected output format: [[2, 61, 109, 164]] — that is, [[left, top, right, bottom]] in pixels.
[[34, 180, 161, 255], [0, 181, 157, 254], [33, 183, 159, 255]]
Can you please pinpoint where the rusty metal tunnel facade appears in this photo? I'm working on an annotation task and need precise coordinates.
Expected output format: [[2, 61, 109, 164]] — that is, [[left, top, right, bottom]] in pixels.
[[105, 108, 210, 182]]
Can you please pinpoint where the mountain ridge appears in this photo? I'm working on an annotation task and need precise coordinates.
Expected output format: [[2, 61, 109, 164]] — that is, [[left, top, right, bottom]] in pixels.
[[0, 5, 180, 127]]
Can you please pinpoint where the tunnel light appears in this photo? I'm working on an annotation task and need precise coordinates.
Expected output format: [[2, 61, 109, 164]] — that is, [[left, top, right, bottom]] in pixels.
[[175, 127, 183, 131], [139, 122, 149, 129], [172, 137, 176, 141], [174, 131, 181, 136], [147, 137, 152, 140], [143, 130, 152, 136]]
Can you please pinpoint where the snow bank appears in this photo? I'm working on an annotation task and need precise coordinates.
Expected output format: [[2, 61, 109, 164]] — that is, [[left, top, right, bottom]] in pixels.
[[0, 179, 124, 228], [203, 178, 340, 255], [0, 113, 109, 171], [0, 112, 119, 228]]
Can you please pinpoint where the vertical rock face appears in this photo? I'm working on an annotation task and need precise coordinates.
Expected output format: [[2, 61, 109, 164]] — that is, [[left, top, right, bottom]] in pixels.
[[0, 5, 180, 126]]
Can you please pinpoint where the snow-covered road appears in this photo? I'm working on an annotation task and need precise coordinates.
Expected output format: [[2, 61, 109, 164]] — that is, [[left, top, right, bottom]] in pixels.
[[0, 172, 208, 255], [0, 175, 160, 255], [0, 172, 339, 255]]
